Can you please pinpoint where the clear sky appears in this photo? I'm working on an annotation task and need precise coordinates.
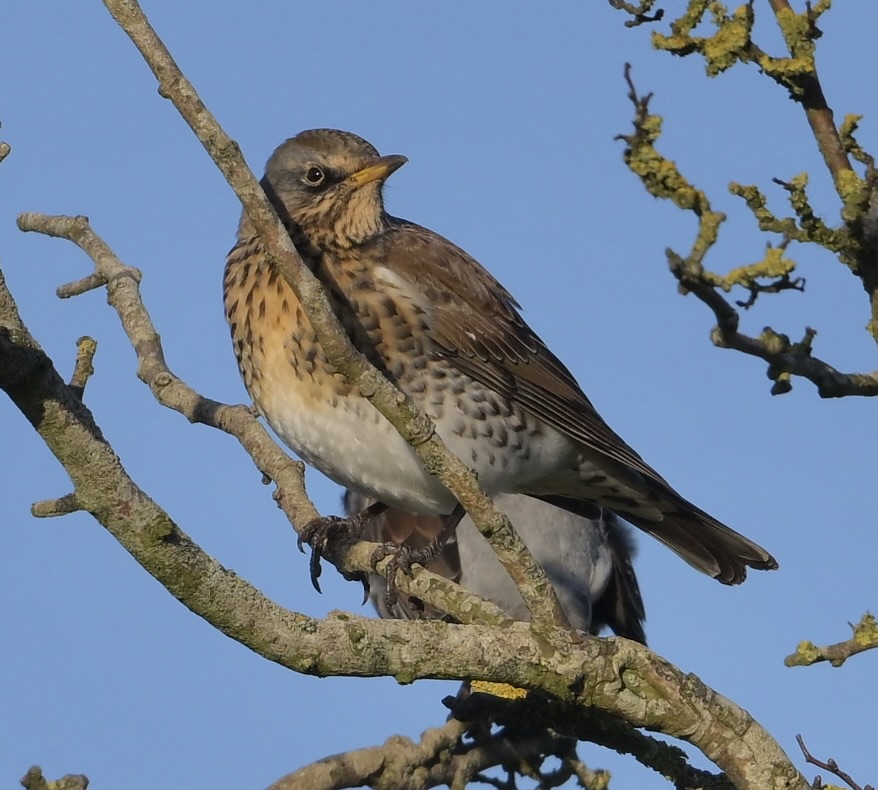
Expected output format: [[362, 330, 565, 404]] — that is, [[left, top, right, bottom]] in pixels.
[[1, 3, 874, 788]]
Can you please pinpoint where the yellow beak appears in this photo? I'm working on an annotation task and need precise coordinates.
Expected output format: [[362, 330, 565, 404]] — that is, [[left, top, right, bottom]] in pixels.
[[347, 154, 408, 187]]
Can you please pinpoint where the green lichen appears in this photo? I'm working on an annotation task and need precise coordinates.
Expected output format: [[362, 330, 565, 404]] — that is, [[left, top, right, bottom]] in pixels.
[[702, 4, 754, 76], [653, 2, 755, 76], [792, 640, 821, 664], [713, 247, 797, 292], [837, 168, 869, 225], [729, 182, 799, 236], [853, 612, 878, 646]]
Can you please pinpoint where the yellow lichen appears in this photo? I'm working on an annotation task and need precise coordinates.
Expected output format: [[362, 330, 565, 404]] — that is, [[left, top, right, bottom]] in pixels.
[[470, 680, 528, 700]]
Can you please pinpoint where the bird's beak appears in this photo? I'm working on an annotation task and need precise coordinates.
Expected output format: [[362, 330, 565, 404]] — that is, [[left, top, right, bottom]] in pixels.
[[347, 154, 408, 188]]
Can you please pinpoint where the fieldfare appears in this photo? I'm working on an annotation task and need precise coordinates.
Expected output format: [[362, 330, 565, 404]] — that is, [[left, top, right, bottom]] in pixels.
[[224, 128, 777, 594]]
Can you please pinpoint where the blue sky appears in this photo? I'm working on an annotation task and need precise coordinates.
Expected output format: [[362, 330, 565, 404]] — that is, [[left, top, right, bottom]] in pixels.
[[1, 3, 875, 788]]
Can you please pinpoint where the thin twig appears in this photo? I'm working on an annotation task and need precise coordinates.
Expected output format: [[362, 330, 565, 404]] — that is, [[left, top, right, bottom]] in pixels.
[[68, 336, 97, 398], [31, 493, 82, 518], [785, 613, 878, 668], [796, 734, 874, 790], [57, 272, 109, 298], [15, 215, 486, 621]]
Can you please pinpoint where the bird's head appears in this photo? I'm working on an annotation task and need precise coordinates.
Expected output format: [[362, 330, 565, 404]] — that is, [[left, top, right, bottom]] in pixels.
[[260, 129, 407, 251]]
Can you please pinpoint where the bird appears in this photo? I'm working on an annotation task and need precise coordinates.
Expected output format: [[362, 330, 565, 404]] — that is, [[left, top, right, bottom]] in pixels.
[[224, 128, 777, 596], [345, 490, 647, 643]]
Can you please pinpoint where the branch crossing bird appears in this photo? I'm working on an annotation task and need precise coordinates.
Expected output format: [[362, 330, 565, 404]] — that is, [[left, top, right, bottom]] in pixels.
[[224, 128, 777, 600]]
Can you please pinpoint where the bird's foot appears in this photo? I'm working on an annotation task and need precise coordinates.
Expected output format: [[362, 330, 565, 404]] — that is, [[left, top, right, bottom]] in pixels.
[[370, 503, 466, 607], [298, 502, 387, 593], [370, 539, 446, 609]]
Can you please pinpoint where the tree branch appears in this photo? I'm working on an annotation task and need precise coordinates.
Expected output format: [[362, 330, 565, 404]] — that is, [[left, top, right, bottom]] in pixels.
[[68, 335, 97, 398], [97, 0, 568, 638], [797, 734, 874, 790], [618, 65, 878, 397], [785, 613, 878, 668], [267, 716, 611, 790], [20, 766, 88, 790], [766, 0, 853, 187], [13, 212, 507, 628], [0, 267, 809, 787]]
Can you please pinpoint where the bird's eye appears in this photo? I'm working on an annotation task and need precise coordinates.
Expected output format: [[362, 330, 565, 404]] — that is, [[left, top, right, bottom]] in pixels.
[[304, 166, 325, 186]]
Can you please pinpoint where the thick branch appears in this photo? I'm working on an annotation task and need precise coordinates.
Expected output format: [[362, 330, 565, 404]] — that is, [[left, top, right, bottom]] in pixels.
[[0, 269, 808, 788], [14, 213, 507, 627], [98, 0, 567, 635]]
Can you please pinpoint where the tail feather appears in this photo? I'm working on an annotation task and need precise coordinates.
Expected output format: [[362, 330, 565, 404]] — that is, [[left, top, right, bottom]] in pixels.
[[627, 502, 777, 584], [592, 512, 647, 644], [538, 493, 777, 585]]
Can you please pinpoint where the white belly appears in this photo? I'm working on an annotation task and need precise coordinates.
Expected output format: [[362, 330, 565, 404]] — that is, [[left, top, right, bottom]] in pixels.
[[258, 381, 572, 515]]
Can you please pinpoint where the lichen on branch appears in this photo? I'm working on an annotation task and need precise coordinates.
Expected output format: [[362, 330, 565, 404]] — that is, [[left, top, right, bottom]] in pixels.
[[618, 62, 878, 397]]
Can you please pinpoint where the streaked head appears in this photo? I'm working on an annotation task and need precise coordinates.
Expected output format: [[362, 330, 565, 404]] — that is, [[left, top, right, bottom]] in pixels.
[[261, 129, 407, 249]]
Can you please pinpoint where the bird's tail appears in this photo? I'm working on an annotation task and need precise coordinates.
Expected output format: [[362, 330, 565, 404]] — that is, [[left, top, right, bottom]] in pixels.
[[538, 493, 777, 585]]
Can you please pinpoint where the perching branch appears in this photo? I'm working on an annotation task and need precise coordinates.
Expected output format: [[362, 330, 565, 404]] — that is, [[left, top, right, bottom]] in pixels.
[[0, 261, 809, 787], [14, 212, 509, 628], [98, 0, 569, 639]]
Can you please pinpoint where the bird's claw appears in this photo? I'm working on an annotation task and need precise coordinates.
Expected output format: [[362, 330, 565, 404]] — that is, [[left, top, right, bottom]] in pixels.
[[371, 541, 439, 608], [298, 514, 367, 593]]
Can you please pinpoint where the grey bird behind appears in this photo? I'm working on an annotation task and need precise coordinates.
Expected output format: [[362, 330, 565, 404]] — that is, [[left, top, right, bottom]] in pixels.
[[345, 491, 647, 643]]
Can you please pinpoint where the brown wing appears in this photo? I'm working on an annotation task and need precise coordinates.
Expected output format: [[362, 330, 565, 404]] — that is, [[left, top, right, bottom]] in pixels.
[[377, 220, 673, 487], [372, 220, 777, 583]]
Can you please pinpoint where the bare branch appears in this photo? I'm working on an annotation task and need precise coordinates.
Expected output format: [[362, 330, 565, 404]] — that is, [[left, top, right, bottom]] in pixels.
[[619, 65, 878, 397], [31, 493, 82, 518], [68, 336, 97, 398], [785, 613, 878, 668], [87, 0, 572, 638], [267, 718, 472, 790], [607, 0, 664, 28], [450, 691, 736, 790], [13, 213, 506, 626], [797, 734, 874, 790], [1, 265, 810, 786], [57, 272, 110, 299], [266, 717, 610, 790]]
